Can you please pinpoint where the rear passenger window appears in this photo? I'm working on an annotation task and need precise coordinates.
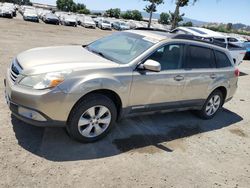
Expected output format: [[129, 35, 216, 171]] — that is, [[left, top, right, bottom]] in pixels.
[[185, 45, 216, 69], [215, 51, 232, 68]]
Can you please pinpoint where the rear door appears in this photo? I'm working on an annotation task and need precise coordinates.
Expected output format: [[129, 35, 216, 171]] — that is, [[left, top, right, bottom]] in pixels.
[[181, 44, 218, 103]]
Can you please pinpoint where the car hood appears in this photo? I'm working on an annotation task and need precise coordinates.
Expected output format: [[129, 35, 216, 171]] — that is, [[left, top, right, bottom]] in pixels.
[[17, 45, 119, 74], [64, 18, 76, 22], [85, 20, 95, 25], [24, 12, 37, 17]]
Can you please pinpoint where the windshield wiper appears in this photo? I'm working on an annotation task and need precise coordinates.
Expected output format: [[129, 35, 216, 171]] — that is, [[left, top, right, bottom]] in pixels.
[[89, 49, 113, 61]]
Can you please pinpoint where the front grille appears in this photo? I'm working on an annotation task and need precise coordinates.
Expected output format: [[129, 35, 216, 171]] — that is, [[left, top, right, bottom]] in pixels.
[[10, 59, 22, 82]]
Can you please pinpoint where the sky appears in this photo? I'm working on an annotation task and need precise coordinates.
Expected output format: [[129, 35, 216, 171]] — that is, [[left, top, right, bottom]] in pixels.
[[32, 0, 250, 25]]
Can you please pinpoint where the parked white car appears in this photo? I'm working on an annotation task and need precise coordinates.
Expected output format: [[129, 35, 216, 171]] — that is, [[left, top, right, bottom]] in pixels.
[[98, 20, 112, 30], [60, 14, 77, 27], [171, 27, 246, 65], [0, 5, 13, 18], [23, 9, 39, 22], [82, 16, 96, 28], [2, 2, 16, 17]]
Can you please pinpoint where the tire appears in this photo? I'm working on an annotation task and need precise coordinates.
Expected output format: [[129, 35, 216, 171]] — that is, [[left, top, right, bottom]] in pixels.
[[197, 90, 224, 120], [67, 94, 117, 143]]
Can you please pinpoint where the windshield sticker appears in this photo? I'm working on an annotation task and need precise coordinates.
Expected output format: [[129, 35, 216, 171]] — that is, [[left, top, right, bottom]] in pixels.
[[143, 37, 159, 44]]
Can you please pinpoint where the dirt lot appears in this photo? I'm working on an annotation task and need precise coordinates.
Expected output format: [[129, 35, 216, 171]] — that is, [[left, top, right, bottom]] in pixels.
[[0, 16, 250, 188]]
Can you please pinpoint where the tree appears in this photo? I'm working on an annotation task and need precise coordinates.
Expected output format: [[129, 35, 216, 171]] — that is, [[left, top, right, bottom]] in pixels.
[[169, 10, 184, 28], [144, 0, 164, 28], [182, 21, 193, 26], [56, 0, 75, 12], [158, 12, 169, 25], [226, 23, 233, 31], [56, 0, 89, 14], [121, 10, 143, 21], [105, 8, 121, 18], [170, 0, 197, 29]]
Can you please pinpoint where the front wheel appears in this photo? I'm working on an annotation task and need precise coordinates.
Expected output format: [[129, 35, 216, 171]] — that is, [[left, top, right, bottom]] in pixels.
[[67, 94, 117, 142], [197, 90, 223, 119]]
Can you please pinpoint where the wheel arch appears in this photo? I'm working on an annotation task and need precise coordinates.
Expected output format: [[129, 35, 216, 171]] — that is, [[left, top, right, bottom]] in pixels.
[[212, 86, 227, 102], [67, 89, 123, 123]]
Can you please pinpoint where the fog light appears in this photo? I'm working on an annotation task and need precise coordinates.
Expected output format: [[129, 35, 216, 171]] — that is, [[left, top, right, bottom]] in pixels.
[[18, 107, 47, 121]]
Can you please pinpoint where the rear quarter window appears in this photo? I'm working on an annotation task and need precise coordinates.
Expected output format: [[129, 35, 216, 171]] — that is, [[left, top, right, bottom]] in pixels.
[[185, 45, 216, 69], [215, 50, 232, 68]]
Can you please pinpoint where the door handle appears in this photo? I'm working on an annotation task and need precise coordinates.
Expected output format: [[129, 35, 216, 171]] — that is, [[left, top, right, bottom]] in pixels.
[[174, 75, 184, 81], [210, 74, 217, 79]]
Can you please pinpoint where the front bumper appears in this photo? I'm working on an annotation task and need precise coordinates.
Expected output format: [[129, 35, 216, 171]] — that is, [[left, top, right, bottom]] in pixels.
[[24, 16, 39, 22], [4, 72, 76, 127]]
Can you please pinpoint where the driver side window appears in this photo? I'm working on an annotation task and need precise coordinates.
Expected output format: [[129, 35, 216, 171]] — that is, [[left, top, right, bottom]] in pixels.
[[147, 44, 185, 70]]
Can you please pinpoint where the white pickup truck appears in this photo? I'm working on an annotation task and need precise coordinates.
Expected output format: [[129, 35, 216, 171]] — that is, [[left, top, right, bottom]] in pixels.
[[171, 27, 246, 65]]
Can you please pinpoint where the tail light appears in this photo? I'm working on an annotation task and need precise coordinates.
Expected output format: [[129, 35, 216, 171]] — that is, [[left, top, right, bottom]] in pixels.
[[234, 68, 240, 77]]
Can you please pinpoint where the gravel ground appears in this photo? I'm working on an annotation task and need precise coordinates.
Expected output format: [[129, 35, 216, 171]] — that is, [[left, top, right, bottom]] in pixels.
[[0, 15, 250, 188]]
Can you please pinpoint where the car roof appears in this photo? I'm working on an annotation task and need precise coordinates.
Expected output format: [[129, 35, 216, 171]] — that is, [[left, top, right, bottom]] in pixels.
[[125, 29, 228, 51], [174, 27, 225, 38], [126, 30, 171, 41]]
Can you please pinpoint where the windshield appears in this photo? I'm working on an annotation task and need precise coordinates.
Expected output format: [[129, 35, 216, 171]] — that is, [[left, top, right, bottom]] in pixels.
[[86, 32, 154, 64]]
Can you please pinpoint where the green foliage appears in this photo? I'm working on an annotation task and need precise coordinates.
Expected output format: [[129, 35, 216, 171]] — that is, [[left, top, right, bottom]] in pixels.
[[56, 0, 90, 14], [78, 8, 90, 15], [226, 23, 233, 31], [144, 0, 163, 13], [121, 10, 143, 21], [0, 0, 32, 5], [91, 12, 102, 16], [105, 8, 121, 18], [170, 11, 184, 27], [158, 12, 169, 25], [144, 0, 164, 28], [182, 21, 193, 27], [171, 0, 197, 29]]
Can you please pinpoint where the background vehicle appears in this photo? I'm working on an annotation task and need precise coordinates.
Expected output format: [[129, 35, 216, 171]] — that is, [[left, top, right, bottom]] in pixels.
[[82, 16, 96, 28], [112, 21, 130, 30], [2, 3, 16, 17], [60, 14, 77, 27], [23, 9, 39, 22], [0, 5, 13, 18], [43, 13, 59, 25], [243, 42, 250, 60], [98, 20, 112, 30], [171, 27, 246, 65], [19, 5, 35, 15]]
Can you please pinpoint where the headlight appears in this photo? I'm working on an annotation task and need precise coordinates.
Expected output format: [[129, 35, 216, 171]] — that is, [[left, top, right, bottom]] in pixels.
[[18, 71, 71, 90]]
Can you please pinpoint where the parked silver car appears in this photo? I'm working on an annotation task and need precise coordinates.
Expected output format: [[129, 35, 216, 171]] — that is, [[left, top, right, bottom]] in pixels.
[[5, 29, 239, 142]]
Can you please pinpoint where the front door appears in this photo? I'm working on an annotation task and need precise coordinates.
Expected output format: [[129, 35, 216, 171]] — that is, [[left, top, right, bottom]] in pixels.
[[129, 43, 187, 112]]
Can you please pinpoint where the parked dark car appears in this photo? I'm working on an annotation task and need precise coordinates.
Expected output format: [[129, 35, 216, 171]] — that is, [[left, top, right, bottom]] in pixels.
[[43, 13, 59, 25]]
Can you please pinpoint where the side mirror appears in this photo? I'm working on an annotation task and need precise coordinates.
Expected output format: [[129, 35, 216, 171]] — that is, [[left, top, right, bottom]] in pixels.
[[141, 59, 161, 72]]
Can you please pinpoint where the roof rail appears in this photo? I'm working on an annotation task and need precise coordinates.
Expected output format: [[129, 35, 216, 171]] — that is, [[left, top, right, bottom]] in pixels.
[[173, 34, 227, 48], [134, 27, 169, 32]]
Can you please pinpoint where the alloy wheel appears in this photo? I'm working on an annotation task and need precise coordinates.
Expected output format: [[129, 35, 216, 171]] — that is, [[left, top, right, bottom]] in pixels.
[[78, 105, 111, 138]]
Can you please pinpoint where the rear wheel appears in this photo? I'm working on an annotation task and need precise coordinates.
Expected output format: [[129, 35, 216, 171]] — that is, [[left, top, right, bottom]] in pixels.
[[67, 94, 117, 142], [197, 90, 223, 119]]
